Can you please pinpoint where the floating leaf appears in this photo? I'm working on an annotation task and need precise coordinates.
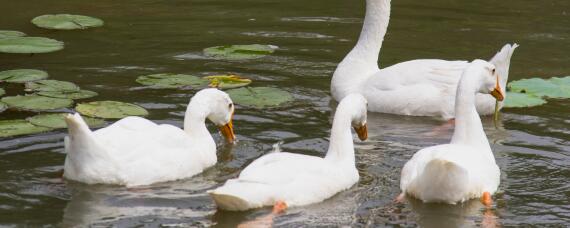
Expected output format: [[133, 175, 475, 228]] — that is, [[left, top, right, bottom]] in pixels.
[[204, 74, 252, 89], [0, 119, 51, 137], [27, 113, 105, 129], [0, 69, 48, 83], [0, 102, 6, 113], [26, 80, 79, 92], [503, 92, 547, 108], [136, 73, 208, 89], [0, 36, 64, 54], [1, 95, 73, 111], [226, 87, 293, 108], [508, 76, 570, 99], [76, 101, 148, 119], [203, 44, 277, 60], [31, 14, 104, 30], [38, 89, 97, 100], [0, 30, 25, 38]]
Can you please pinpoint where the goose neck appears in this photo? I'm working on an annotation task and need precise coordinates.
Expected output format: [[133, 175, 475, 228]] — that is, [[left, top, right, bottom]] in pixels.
[[349, 0, 391, 64], [325, 108, 356, 164], [183, 103, 211, 140], [451, 79, 491, 151]]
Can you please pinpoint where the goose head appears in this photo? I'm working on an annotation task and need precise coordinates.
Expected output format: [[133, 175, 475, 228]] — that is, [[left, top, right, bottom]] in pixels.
[[338, 93, 368, 141], [471, 59, 505, 101], [188, 88, 236, 143]]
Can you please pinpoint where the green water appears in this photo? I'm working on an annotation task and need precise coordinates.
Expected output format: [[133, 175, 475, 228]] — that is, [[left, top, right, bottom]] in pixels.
[[1, 0, 569, 226]]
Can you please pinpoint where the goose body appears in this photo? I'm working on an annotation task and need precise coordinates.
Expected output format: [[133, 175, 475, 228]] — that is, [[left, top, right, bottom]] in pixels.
[[400, 60, 503, 204], [209, 94, 369, 211], [331, 0, 518, 119], [63, 89, 235, 187]]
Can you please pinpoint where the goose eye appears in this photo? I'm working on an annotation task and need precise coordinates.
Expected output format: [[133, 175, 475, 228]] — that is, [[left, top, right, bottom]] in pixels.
[[228, 103, 233, 109], [492, 68, 496, 74]]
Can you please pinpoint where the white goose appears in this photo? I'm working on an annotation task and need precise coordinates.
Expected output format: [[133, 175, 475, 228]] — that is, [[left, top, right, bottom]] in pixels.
[[63, 88, 235, 187], [399, 60, 504, 205], [331, 0, 518, 119], [208, 94, 368, 211]]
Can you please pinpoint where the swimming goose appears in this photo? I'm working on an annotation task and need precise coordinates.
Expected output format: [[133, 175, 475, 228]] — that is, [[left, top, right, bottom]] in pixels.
[[399, 60, 503, 205], [208, 94, 368, 211], [63, 88, 235, 186], [331, 0, 517, 119]]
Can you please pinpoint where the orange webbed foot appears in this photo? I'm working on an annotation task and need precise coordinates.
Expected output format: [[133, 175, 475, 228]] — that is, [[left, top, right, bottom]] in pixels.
[[480, 192, 492, 207], [272, 200, 287, 214]]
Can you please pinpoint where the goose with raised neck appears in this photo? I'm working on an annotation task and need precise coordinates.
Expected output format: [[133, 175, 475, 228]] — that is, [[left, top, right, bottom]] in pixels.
[[63, 88, 235, 187], [209, 94, 368, 211], [331, 0, 518, 119], [399, 60, 504, 205]]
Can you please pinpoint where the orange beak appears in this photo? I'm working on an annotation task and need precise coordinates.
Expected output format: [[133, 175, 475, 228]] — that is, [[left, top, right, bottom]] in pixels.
[[218, 112, 235, 143], [353, 123, 368, 141], [490, 75, 504, 101]]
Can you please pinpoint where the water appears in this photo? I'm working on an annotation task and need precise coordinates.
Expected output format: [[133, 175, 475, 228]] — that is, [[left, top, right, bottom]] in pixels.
[[1, 0, 569, 226]]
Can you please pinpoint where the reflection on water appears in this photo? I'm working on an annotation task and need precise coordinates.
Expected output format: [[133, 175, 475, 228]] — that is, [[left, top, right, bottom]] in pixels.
[[1, 0, 569, 226]]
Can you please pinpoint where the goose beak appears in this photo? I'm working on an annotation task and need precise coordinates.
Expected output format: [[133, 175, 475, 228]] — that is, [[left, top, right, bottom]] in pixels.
[[219, 112, 235, 143], [490, 76, 505, 101], [354, 123, 368, 141]]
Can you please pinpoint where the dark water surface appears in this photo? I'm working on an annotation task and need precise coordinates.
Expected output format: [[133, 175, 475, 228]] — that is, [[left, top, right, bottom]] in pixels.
[[1, 0, 569, 226]]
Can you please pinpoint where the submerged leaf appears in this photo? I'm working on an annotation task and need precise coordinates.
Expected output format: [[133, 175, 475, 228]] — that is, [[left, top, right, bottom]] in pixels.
[[0, 30, 26, 38], [226, 87, 293, 108], [204, 74, 252, 89], [27, 113, 105, 129], [503, 92, 547, 108], [0, 36, 64, 54], [38, 89, 98, 100], [32, 14, 104, 30], [508, 76, 570, 99], [0, 119, 51, 137], [0, 69, 48, 83], [26, 80, 79, 92], [203, 44, 277, 60], [76, 101, 148, 119], [1, 95, 73, 111], [136, 73, 208, 89]]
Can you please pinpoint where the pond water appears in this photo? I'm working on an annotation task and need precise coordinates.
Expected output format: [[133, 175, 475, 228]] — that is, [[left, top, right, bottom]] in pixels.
[[1, 0, 569, 226]]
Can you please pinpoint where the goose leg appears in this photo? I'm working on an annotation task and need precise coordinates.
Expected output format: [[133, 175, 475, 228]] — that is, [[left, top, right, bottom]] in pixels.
[[394, 193, 405, 203], [480, 192, 492, 206], [237, 201, 287, 228]]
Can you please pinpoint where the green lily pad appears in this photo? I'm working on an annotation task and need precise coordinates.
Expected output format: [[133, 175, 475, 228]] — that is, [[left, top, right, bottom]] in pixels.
[[203, 44, 277, 60], [0, 88, 4, 97], [204, 74, 252, 89], [226, 87, 293, 108], [31, 14, 104, 30], [25, 80, 79, 92], [0, 69, 48, 83], [1, 95, 73, 111], [503, 92, 547, 108], [38, 89, 97, 100], [0, 119, 51, 137], [76, 101, 148, 119], [0, 36, 64, 54], [27, 113, 105, 129], [0, 30, 26, 38], [0, 102, 6, 113], [136, 73, 208, 89], [508, 76, 570, 99]]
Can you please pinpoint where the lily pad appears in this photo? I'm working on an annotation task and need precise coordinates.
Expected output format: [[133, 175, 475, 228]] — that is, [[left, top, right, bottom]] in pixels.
[[0, 69, 48, 83], [203, 44, 277, 60], [204, 74, 252, 89], [1, 95, 73, 111], [31, 14, 104, 30], [503, 92, 547, 108], [0, 88, 4, 97], [0, 36, 64, 54], [27, 113, 105, 129], [25, 80, 79, 92], [226, 87, 293, 108], [0, 119, 51, 137], [38, 89, 97, 100], [136, 73, 208, 89], [0, 30, 25, 38], [508, 76, 570, 99], [76, 101, 148, 119], [0, 102, 6, 113]]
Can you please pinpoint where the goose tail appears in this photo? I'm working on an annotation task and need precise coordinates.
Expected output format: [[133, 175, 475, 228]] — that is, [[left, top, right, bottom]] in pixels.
[[208, 180, 271, 211], [489, 43, 519, 90], [415, 159, 469, 203]]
